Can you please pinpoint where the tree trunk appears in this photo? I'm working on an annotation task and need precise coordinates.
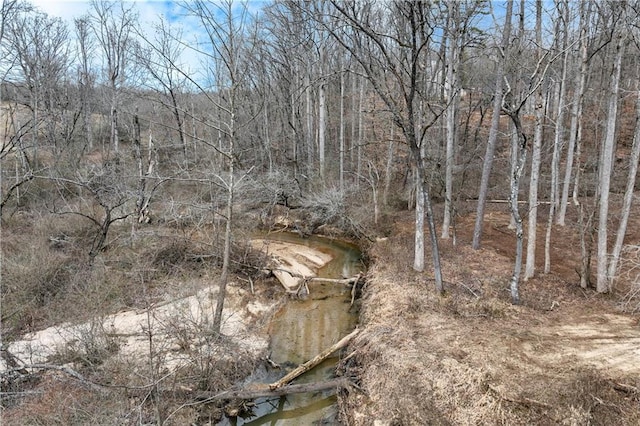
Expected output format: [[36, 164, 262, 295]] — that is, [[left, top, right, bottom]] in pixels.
[[383, 122, 395, 206], [213, 160, 234, 335], [269, 328, 359, 390], [558, 0, 591, 225], [442, 0, 459, 239], [110, 91, 118, 153], [305, 68, 313, 175], [339, 69, 345, 193], [318, 76, 326, 179], [607, 85, 640, 288], [507, 114, 527, 305], [596, 34, 625, 293], [356, 77, 365, 188], [524, 0, 544, 279], [544, 1, 569, 274], [414, 166, 425, 272], [472, 0, 513, 250]]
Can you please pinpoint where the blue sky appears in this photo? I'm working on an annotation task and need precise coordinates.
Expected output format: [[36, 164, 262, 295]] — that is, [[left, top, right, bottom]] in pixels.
[[31, 0, 182, 26]]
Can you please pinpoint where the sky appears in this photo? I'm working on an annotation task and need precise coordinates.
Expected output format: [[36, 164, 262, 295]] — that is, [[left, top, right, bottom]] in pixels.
[[30, 0, 183, 26]]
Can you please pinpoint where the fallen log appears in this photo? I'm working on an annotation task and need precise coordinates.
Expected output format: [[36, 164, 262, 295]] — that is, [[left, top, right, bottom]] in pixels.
[[309, 274, 361, 285], [269, 328, 360, 390], [194, 377, 349, 402], [269, 268, 360, 284]]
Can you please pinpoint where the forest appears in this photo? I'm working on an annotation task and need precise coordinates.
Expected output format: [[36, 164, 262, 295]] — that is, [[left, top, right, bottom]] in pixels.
[[2, 0, 640, 424]]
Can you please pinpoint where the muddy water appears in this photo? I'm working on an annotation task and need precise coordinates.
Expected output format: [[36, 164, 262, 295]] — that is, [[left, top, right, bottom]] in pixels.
[[228, 233, 363, 425]]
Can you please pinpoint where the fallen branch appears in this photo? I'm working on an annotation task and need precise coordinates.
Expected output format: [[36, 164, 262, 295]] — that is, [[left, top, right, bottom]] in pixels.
[[612, 381, 639, 395], [467, 199, 552, 205], [309, 276, 360, 285], [269, 268, 360, 285], [488, 384, 553, 409], [194, 377, 350, 402], [269, 328, 360, 390], [2, 364, 106, 393]]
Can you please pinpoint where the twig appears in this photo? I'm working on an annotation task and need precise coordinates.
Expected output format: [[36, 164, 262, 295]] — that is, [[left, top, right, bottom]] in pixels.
[[459, 280, 481, 298], [3, 364, 106, 393], [488, 384, 553, 409]]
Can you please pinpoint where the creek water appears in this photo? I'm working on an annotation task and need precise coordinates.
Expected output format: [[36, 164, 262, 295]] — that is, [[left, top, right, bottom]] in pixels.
[[223, 233, 363, 425]]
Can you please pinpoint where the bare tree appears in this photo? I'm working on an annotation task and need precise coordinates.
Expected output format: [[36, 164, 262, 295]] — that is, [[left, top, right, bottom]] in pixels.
[[557, 0, 592, 225], [7, 10, 69, 165], [499, 0, 555, 304], [75, 16, 95, 152], [543, 0, 571, 274], [596, 3, 628, 293], [441, 0, 460, 240], [90, 0, 137, 153], [137, 18, 189, 164], [324, 0, 444, 293], [180, 0, 258, 334], [472, 0, 513, 250], [47, 160, 132, 257], [524, 0, 546, 280]]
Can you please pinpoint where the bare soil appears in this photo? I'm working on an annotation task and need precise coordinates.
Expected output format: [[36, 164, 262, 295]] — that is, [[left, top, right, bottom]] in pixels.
[[340, 203, 640, 425]]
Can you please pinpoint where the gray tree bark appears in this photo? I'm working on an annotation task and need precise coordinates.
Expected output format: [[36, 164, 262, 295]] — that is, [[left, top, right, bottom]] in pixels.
[[606, 65, 640, 288], [524, 0, 544, 280], [557, 0, 592, 225], [596, 32, 625, 293], [442, 0, 460, 240], [544, 0, 570, 274], [472, 0, 513, 250]]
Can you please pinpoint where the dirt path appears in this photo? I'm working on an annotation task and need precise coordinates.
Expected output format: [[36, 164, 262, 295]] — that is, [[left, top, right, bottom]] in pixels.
[[527, 314, 640, 378]]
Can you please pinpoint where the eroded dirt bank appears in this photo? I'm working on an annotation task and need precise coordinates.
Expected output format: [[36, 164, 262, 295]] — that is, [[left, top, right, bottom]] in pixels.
[[340, 212, 640, 425]]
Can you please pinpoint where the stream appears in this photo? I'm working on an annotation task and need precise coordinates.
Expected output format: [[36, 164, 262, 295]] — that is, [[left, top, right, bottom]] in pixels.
[[223, 233, 363, 425]]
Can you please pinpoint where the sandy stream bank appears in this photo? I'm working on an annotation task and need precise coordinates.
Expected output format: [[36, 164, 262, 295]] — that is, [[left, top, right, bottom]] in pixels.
[[1, 240, 334, 377]]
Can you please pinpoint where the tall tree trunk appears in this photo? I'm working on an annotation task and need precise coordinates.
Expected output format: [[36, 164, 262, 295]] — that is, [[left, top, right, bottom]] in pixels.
[[472, 0, 513, 250], [169, 88, 187, 164], [558, 0, 591, 225], [383, 122, 395, 206], [213, 161, 234, 334], [525, 0, 544, 280], [442, 0, 459, 239], [607, 84, 640, 287], [305, 69, 313, 176], [525, 101, 544, 275], [507, 113, 528, 305], [339, 69, 345, 192], [356, 78, 365, 188], [414, 162, 425, 272], [596, 34, 625, 293], [264, 102, 273, 173], [110, 88, 118, 153], [290, 77, 299, 179], [318, 76, 326, 179], [543, 1, 569, 273]]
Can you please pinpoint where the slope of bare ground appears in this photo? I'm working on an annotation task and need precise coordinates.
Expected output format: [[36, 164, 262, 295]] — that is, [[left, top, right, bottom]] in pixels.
[[340, 205, 640, 425]]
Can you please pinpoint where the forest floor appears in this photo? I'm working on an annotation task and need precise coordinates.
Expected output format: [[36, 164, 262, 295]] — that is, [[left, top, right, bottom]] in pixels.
[[341, 201, 640, 425]]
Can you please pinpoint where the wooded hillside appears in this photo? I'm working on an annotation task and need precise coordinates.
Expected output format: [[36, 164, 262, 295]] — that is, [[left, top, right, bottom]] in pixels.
[[2, 0, 640, 423]]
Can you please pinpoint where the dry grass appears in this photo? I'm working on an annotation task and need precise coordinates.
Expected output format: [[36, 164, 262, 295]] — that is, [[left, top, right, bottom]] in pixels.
[[339, 210, 640, 426]]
